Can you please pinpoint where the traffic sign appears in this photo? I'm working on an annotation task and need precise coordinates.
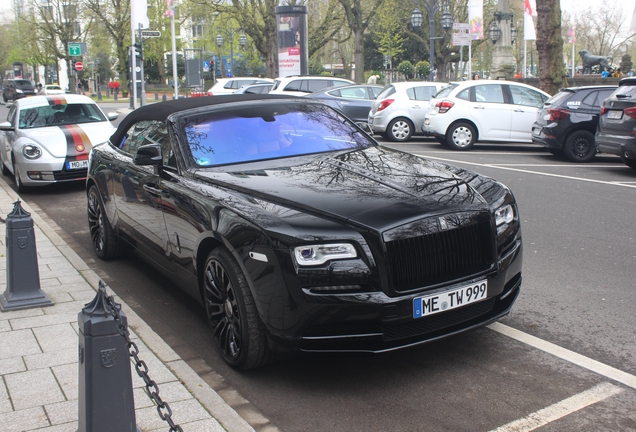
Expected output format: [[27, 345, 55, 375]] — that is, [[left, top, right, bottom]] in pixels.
[[69, 44, 81, 56], [141, 30, 161, 38], [75, 61, 83, 71]]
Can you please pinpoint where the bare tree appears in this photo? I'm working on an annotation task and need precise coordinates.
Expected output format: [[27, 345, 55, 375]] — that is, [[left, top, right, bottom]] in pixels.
[[535, 0, 565, 94]]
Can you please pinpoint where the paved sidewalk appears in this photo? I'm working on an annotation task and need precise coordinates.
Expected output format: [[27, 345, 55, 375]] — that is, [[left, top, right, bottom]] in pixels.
[[0, 175, 254, 432]]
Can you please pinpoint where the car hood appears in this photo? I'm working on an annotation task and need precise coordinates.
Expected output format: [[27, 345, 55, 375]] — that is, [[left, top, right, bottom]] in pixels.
[[18, 122, 115, 158], [194, 146, 490, 231]]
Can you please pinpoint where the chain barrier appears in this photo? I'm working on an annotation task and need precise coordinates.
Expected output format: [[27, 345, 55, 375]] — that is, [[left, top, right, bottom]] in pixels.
[[99, 281, 183, 432]]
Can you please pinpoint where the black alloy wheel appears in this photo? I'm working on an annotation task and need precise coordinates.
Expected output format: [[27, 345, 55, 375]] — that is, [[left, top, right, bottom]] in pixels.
[[203, 247, 271, 370], [87, 185, 122, 260], [563, 130, 596, 162]]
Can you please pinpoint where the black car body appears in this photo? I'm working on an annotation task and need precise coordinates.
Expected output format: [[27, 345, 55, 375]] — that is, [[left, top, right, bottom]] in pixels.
[[596, 77, 636, 170], [532, 85, 615, 162], [305, 84, 383, 126], [2, 79, 37, 102], [87, 95, 523, 369]]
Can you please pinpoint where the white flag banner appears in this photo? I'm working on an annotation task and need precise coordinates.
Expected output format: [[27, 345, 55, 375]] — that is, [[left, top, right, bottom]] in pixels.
[[468, 0, 484, 40], [132, 0, 149, 30], [524, 0, 536, 41]]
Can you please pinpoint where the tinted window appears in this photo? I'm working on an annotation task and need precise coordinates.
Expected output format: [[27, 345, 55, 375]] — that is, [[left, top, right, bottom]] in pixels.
[[544, 90, 572, 107], [611, 82, 636, 99], [307, 80, 330, 92], [335, 87, 367, 99], [15, 80, 32, 87], [284, 80, 302, 91], [120, 120, 168, 156], [181, 104, 374, 166], [508, 85, 543, 107], [475, 84, 504, 103]]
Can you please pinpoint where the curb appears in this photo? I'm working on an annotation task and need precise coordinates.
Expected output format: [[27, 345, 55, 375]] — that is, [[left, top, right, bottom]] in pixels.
[[0, 174, 255, 432]]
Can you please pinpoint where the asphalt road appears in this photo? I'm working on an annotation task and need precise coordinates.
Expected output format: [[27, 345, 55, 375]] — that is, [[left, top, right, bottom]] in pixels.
[[2, 101, 635, 431]]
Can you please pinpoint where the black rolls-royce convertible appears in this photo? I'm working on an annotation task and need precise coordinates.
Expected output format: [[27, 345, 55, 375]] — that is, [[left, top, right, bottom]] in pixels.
[[87, 95, 522, 369]]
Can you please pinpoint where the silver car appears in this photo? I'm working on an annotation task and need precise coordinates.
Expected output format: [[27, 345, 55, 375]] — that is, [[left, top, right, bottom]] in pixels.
[[0, 95, 117, 192], [368, 81, 446, 142]]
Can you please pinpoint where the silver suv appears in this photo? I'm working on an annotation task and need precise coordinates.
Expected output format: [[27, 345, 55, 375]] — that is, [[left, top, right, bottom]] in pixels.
[[368, 81, 446, 141]]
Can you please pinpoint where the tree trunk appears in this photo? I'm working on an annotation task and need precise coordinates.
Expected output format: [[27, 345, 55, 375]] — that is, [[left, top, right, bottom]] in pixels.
[[354, 28, 365, 83], [535, 0, 566, 94]]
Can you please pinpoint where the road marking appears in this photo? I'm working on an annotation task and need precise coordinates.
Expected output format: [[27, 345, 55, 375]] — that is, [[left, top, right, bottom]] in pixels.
[[489, 382, 623, 432], [489, 322, 636, 389], [421, 155, 636, 189]]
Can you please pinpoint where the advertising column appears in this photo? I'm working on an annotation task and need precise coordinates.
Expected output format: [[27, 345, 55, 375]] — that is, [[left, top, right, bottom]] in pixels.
[[275, 5, 308, 77]]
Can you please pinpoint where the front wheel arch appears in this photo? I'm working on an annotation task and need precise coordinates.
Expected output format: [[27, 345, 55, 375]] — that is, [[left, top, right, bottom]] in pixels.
[[446, 120, 478, 150]]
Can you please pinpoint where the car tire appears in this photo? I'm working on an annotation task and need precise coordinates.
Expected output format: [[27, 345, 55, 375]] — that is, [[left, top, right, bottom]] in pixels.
[[87, 185, 124, 260], [203, 247, 272, 370], [12, 159, 29, 193], [563, 130, 596, 162], [446, 122, 476, 150], [386, 118, 414, 142], [620, 149, 636, 170], [2, 93, 6, 103]]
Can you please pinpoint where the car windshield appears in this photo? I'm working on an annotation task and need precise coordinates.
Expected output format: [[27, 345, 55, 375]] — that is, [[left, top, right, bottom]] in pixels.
[[182, 103, 375, 167], [46, 85, 62, 90], [15, 80, 32, 86], [18, 103, 107, 129]]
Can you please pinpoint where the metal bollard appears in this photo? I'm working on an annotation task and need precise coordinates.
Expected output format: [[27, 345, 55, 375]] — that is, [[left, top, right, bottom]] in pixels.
[[0, 200, 53, 311], [114, 90, 118, 101], [162, 93, 167, 102], [155, 91, 158, 100], [97, 86, 102, 101], [78, 283, 138, 432]]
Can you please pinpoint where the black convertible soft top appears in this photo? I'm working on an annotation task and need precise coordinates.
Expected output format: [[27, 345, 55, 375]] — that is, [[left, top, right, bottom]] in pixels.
[[109, 94, 296, 147]]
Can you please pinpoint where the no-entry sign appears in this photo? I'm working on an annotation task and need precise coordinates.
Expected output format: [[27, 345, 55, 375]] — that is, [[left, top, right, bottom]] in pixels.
[[75, 61, 83, 71]]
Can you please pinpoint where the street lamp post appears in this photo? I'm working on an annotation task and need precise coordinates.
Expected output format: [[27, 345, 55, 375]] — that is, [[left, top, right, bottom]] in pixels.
[[215, 27, 247, 78], [411, 0, 453, 82]]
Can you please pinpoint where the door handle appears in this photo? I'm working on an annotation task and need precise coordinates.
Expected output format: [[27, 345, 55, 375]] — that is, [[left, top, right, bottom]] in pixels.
[[474, 106, 485, 109]]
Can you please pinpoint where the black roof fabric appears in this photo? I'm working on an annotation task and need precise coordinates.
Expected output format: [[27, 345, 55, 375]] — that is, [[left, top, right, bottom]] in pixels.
[[109, 94, 296, 147]]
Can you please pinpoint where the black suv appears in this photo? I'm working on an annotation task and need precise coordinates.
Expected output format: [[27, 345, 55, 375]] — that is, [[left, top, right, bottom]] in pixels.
[[2, 79, 37, 102], [532, 85, 615, 162], [596, 77, 636, 170]]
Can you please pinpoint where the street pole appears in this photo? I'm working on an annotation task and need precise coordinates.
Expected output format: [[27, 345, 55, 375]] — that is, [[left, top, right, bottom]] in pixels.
[[429, 1, 435, 82]]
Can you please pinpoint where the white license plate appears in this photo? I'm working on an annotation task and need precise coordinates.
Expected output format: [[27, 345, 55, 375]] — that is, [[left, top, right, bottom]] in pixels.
[[607, 110, 623, 120], [413, 280, 488, 319], [66, 160, 88, 170], [532, 127, 541, 135]]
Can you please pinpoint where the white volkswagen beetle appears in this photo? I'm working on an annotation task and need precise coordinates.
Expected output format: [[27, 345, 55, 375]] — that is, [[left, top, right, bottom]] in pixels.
[[0, 95, 118, 192]]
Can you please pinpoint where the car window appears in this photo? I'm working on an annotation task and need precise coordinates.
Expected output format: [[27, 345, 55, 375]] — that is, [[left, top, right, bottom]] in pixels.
[[371, 87, 382, 98], [377, 85, 396, 100], [181, 104, 375, 166], [307, 80, 330, 92], [474, 84, 504, 103], [120, 120, 158, 156], [508, 85, 544, 107], [284, 80, 302, 92], [335, 87, 367, 99], [7, 105, 16, 124], [15, 80, 32, 86], [434, 84, 457, 98], [457, 88, 470, 101], [18, 103, 106, 129], [330, 80, 351, 88], [406, 86, 437, 101], [611, 82, 636, 99]]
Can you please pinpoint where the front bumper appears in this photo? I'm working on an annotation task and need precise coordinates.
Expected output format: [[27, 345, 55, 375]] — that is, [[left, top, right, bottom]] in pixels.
[[595, 131, 635, 156], [266, 237, 523, 354], [15, 156, 87, 187]]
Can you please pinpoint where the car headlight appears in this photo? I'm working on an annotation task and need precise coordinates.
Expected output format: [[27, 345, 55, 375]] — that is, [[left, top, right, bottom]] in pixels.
[[16, 89, 24, 93], [495, 204, 514, 226], [22, 145, 42, 159], [293, 243, 357, 266]]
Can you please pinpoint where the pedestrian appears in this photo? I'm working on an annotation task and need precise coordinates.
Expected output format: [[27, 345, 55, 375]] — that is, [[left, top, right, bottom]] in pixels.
[[77, 81, 84, 95], [367, 74, 378, 84], [37, 83, 45, 95], [473, 73, 480, 80], [601, 68, 609, 78]]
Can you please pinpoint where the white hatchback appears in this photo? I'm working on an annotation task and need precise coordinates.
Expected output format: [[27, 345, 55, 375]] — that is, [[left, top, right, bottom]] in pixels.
[[368, 82, 446, 142], [422, 80, 550, 150]]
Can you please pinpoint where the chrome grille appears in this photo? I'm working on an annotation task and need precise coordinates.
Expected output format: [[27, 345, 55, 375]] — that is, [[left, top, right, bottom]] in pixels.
[[386, 219, 494, 292]]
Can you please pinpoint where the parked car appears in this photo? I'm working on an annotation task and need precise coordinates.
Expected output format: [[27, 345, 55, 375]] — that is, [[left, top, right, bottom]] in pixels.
[[596, 77, 636, 170], [532, 85, 615, 162], [234, 83, 274, 94], [422, 80, 550, 150], [269, 75, 353, 97], [87, 94, 523, 370], [206, 78, 274, 96], [2, 79, 37, 102], [0, 95, 118, 192], [306, 84, 383, 125], [43, 84, 66, 95], [368, 82, 446, 142]]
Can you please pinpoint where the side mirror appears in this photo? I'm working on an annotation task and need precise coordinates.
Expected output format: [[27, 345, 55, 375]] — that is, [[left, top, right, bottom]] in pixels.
[[134, 144, 162, 166], [107, 112, 119, 121], [0, 121, 13, 131]]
